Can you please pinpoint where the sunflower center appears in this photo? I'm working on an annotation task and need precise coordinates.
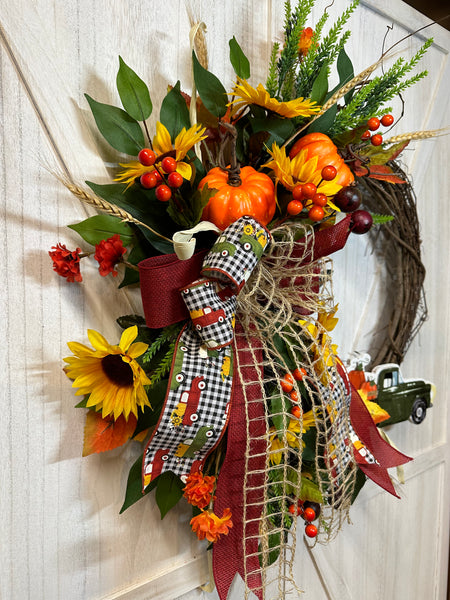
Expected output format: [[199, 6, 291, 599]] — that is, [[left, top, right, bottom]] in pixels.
[[101, 354, 134, 387]]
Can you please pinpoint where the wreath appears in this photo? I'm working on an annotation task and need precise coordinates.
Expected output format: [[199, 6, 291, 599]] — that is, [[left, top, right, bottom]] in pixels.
[[48, 1, 438, 597]]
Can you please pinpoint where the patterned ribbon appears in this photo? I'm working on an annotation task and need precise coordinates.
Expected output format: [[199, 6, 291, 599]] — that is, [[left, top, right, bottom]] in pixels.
[[142, 217, 271, 487], [319, 361, 412, 497]]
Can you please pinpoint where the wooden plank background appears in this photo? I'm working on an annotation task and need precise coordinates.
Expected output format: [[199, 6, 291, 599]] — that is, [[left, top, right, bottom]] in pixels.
[[0, 1, 448, 599]]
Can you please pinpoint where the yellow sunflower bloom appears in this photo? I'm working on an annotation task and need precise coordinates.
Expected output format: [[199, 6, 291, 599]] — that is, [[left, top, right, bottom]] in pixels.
[[115, 121, 207, 187], [229, 77, 320, 119], [63, 326, 151, 421], [264, 143, 342, 199], [299, 313, 340, 385], [268, 411, 315, 465]]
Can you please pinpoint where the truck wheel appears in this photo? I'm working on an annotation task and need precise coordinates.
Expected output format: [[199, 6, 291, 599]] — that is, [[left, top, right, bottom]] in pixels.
[[410, 399, 427, 424]]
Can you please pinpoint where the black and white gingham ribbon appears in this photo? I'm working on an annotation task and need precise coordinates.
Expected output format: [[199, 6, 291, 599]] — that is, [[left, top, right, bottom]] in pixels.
[[142, 217, 271, 487]]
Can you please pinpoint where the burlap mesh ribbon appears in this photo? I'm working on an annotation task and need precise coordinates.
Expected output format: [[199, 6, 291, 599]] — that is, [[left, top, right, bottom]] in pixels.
[[139, 214, 410, 600]]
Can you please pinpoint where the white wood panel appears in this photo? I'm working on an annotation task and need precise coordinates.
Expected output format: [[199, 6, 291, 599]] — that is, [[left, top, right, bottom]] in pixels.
[[1, 1, 448, 599]]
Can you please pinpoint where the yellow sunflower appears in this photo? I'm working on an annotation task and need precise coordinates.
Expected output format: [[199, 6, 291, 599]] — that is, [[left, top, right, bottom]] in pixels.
[[229, 77, 320, 119], [63, 326, 151, 421], [115, 121, 207, 187], [264, 143, 342, 200], [269, 411, 315, 465], [299, 309, 340, 385]]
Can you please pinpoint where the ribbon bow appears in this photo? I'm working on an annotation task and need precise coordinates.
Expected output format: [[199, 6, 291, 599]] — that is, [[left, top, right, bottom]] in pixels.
[[142, 217, 271, 488]]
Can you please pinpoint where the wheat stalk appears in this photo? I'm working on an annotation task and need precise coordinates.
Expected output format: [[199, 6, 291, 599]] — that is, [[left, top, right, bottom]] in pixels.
[[59, 177, 173, 244], [187, 9, 208, 69], [384, 128, 448, 145]]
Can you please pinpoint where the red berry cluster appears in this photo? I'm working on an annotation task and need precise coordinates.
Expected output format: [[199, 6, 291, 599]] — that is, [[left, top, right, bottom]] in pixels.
[[137, 148, 184, 202], [286, 165, 338, 222], [280, 368, 307, 411], [288, 500, 321, 538], [361, 114, 394, 146]]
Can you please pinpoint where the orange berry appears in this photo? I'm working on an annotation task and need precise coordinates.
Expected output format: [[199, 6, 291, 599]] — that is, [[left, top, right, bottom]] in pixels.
[[303, 507, 316, 522], [312, 193, 327, 207], [305, 524, 318, 538], [291, 405, 302, 419], [280, 373, 294, 393], [308, 205, 325, 222], [321, 165, 337, 181], [293, 367, 306, 381], [302, 183, 317, 200], [292, 184, 304, 201], [290, 390, 299, 403], [287, 200, 303, 216]]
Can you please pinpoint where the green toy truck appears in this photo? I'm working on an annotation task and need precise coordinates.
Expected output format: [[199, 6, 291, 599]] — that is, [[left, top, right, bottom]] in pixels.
[[366, 363, 435, 427]]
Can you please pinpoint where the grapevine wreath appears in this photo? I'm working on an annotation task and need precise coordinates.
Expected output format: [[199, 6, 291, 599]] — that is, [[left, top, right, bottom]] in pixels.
[[48, 1, 440, 597]]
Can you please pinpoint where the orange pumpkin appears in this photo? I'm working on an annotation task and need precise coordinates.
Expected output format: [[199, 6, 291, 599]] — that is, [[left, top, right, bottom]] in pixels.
[[360, 379, 378, 400], [199, 166, 276, 230], [348, 369, 366, 390], [289, 132, 354, 188]]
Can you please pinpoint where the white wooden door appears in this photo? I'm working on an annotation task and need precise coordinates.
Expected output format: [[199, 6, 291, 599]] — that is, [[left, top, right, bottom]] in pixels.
[[1, 1, 448, 599]]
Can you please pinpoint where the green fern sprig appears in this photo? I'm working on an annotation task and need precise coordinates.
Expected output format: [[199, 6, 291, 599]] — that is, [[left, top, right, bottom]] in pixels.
[[266, 42, 280, 96], [142, 323, 180, 364], [330, 39, 432, 135], [371, 213, 395, 225], [295, 0, 359, 98], [149, 340, 177, 385]]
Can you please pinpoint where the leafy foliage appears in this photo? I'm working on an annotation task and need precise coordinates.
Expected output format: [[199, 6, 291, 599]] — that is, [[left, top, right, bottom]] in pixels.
[[330, 38, 433, 135], [68, 214, 134, 246], [116, 56, 153, 122], [85, 94, 145, 154]]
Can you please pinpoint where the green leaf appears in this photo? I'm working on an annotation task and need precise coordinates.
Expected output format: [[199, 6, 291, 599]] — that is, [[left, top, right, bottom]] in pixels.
[[351, 467, 367, 504], [120, 453, 156, 513], [133, 379, 169, 436], [337, 47, 354, 105], [270, 395, 290, 440], [68, 214, 134, 246], [229, 36, 250, 79], [85, 94, 145, 155], [371, 213, 394, 225], [116, 56, 153, 122], [160, 82, 191, 140], [272, 332, 297, 371], [119, 243, 147, 288], [300, 477, 323, 503], [86, 181, 175, 254], [155, 471, 185, 519], [188, 184, 218, 227], [310, 63, 329, 105], [307, 103, 337, 135], [74, 396, 89, 408], [250, 117, 295, 146], [265, 531, 281, 566], [192, 51, 228, 118]]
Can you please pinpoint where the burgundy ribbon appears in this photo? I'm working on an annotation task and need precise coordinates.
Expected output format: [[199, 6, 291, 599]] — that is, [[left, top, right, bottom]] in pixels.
[[138, 218, 353, 331], [139, 249, 208, 328], [212, 327, 266, 600], [336, 362, 412, 497]]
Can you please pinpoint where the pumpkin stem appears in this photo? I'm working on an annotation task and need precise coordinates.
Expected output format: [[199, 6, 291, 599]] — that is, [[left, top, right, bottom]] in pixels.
[[220, 122, 242, 187]]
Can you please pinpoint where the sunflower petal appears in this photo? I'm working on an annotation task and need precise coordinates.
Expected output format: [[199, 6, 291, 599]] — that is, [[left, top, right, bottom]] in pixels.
[[127, 341, 149, 358], [87, 330, 113, 352], [176, 162, 192, 180], [119, 326, 138, 352]]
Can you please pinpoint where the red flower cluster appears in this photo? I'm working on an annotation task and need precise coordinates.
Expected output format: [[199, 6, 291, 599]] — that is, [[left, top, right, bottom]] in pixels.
[[183, 471, 216, 509], [49, 243, 82, 282], [190, 508, 233, 543], [94, 234, 126, 277]]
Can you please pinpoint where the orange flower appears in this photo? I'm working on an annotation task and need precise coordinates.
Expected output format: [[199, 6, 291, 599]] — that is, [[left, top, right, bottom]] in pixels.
[[299, 27, 315, 57], [190, 508, 233, 543], [183, 472, 216, 509]]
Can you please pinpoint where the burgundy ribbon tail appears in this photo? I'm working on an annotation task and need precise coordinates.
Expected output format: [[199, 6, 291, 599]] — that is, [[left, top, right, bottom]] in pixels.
[[213, 328, 267, 600], [349, 383, 412, 498]]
